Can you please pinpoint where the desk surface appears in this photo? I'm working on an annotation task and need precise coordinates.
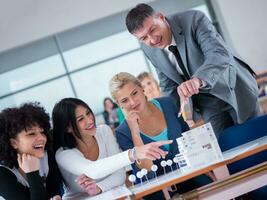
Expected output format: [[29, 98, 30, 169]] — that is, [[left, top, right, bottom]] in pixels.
[[130, 135, 267, 199]]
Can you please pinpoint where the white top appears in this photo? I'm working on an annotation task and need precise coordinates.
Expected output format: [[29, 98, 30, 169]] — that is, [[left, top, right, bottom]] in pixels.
[[164, 35, 190, 75], [56, 124, 132, 199], [164, 35, 206, 87]]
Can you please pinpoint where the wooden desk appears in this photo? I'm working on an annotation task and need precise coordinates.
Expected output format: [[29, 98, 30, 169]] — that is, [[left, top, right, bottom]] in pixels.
[[174, 161, 267, 200], [129, 136, 267, 199]]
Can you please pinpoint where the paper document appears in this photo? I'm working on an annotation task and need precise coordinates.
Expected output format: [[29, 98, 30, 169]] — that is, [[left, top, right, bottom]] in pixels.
[[82, 186, 132, 200]]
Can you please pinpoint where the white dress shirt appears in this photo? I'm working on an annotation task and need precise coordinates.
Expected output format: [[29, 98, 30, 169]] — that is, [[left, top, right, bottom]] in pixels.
[[164, 35, 190, 76]]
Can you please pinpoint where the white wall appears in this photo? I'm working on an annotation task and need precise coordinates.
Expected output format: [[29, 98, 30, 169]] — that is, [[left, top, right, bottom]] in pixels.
[[211, 0, 267, 72], [1, 0, 267, 72], [0, 0, 153, 53]]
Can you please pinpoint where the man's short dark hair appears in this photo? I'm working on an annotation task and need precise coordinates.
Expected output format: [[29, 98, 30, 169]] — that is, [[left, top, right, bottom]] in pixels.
[[126, 3, 155, 34]]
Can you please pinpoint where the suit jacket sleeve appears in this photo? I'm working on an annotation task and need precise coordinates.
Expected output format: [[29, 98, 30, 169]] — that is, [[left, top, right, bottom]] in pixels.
[[156, 67, 180, 104], [191, 11, 232, 89]]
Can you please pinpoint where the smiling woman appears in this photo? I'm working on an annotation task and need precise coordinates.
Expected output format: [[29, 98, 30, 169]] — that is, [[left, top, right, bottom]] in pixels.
[[0, 102, 62, 200], [109, 72, 212, 200], [137, 72, 161, 101], [52, 97, 171, 199], [10, 126, 47, 159]]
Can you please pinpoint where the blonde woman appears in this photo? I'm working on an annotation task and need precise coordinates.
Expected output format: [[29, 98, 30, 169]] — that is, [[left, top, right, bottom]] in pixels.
[[109, 72, 211, 200]]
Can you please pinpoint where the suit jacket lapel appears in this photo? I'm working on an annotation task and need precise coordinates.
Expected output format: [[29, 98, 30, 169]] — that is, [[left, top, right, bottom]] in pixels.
[[168, 18, 189, 73], [152, 48, 184, 84]]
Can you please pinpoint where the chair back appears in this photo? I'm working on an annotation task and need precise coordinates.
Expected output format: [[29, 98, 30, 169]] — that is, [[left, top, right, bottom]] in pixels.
[[218, 114, 267, 198], [219, 114, 267, 173]]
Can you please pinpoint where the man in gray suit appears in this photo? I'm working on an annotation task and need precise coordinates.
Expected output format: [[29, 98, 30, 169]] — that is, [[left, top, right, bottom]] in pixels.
[[125, 3, 260, 137]]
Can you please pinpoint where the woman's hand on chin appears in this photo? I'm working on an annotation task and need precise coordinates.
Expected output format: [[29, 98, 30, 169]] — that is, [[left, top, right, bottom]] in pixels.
[[50, 195, 61, 200], [125, 110, 140, 135], [17, 153, 40, 173]]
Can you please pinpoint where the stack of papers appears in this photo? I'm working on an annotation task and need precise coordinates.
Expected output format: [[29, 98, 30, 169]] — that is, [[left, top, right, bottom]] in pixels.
[[81, 186, 132, 200]]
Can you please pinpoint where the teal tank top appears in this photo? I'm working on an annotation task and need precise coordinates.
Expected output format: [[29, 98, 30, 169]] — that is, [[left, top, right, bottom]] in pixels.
[[141, 99, 170, 150]]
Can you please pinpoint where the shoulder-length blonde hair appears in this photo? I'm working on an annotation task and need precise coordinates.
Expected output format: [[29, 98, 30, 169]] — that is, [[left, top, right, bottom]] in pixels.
[[109, 72, 142, 100]]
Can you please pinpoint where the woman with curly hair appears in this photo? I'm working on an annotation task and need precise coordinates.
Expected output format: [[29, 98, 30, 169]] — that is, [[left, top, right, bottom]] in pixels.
[[0, 102, 62, 200]]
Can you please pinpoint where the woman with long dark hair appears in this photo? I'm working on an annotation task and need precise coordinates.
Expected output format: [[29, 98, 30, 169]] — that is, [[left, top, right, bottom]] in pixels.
[[52, 97, 171, 199], [102, 97, 120, 129]]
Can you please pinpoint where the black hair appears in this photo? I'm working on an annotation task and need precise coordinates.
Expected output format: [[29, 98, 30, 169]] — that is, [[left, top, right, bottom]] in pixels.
[[103, 97, 118, 111], [52, 98, 95, 150], [126, 3, 155, 33], [0, 102, 51, 168]]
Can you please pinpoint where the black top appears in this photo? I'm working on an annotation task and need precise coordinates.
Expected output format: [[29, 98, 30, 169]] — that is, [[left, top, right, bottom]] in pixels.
[[0, 151, 62, 200], [102, 110, 119, 128]]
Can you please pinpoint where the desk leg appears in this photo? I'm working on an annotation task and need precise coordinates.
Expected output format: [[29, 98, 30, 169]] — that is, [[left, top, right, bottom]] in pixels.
[[212, 165, 230, 180]]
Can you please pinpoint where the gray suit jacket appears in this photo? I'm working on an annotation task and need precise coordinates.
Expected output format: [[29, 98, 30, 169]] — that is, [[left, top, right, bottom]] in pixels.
[[141, 10, 259, 123]]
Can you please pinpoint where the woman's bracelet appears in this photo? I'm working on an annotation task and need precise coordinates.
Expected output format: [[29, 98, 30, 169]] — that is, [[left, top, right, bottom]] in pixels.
[[131, 147, 141, 164]]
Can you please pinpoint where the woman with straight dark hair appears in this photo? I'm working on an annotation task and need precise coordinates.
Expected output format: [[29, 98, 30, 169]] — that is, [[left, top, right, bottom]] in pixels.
[[52, 97, 171, 199], [102, 97, 120, 129], [0, 102, 62, 200]]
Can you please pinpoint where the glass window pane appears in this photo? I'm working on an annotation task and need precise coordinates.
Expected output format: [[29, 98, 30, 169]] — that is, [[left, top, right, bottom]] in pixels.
[[0, 77, 74, 114], [0, 55, 66, 96], [71, 50, 149, 114], [63, 31, 140, 71]]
